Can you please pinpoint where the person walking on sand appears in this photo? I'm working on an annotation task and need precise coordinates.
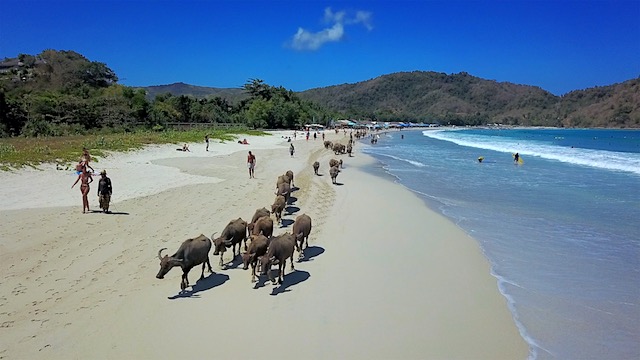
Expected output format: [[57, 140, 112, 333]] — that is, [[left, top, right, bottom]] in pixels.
[[97, 170, 113, 213], [205, 134, 210, 151], [72, 167, 93, 213], [247, 151, 256, 179], [289, 143, 295, 157]]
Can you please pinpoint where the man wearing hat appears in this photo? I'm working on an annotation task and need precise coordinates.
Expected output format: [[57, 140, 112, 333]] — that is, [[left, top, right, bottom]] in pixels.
[[97, 170, 113, 213]]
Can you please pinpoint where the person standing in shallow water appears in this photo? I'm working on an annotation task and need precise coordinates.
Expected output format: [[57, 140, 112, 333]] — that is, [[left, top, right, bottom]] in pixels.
[[72, 168, 93, 213], [289, 143, 295, 157], [247, 151, 256, 179]]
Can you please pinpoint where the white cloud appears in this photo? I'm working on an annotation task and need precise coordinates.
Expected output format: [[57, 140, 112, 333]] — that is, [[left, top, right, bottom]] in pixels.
[[289, 7, 373, 51]]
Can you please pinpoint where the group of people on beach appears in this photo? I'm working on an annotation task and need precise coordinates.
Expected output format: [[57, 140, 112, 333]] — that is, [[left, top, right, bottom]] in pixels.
[[71, 148, 112, 214]]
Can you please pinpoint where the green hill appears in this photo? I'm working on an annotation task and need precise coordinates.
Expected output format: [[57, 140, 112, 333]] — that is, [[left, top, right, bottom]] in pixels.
[[298, 71, 640, 128], [141, 82, 247, 103]]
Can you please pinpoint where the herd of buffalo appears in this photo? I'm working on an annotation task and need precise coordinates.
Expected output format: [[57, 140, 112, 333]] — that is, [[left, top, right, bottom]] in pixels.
[[156, 137, 356, 292]]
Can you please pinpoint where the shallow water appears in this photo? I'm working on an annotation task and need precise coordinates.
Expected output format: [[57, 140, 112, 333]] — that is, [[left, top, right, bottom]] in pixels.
[[362, 128, 640, 359]]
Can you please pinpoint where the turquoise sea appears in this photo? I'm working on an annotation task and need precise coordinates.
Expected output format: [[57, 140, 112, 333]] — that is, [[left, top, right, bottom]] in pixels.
[[361, 128, 640, 360]]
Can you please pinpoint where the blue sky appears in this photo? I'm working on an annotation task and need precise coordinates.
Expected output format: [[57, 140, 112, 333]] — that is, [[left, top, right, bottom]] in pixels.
[[1, 0, 639, 95]]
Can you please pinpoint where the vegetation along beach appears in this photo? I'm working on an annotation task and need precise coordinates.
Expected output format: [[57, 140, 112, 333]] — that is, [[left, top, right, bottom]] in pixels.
[[1, 1, 639, 359]]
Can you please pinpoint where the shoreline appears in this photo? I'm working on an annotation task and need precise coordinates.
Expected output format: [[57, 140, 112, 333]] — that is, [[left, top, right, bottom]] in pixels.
[[0, 130, 528, 359]]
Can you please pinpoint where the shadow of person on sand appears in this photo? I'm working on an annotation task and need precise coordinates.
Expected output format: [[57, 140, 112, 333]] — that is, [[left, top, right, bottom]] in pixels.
[[269, 270, 310, 296], [299, 245, 325, 263], [280, 218, 294, 228], [167, 272, 229, 299], [88, 210, 130, 215]]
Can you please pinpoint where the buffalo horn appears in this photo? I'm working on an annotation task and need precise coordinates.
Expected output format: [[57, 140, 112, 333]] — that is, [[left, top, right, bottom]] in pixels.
[[158, 248, 167, 260]]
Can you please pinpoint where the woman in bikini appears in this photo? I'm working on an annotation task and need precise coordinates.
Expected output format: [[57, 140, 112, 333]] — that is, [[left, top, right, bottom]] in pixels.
[[72, 168, 93, 213]]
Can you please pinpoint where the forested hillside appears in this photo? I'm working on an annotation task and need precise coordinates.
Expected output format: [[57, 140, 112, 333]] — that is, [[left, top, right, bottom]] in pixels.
[[142, 82, 247, 103], [1, 50, 638, 138], [0, 50, 328, 137], [299, 71, 640, 127]]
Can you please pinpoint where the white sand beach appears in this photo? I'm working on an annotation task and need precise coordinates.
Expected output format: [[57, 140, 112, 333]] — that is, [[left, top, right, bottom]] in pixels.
[[0, 130, 528, 359]]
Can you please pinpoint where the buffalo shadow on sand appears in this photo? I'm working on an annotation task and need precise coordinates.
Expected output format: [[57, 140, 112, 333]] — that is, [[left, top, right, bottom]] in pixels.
[[269, 270, 310, 296], [285, 205, 300, 215], [280, 218, 294, 228], [167, 272, 230, 299], [221, 254, 244, 270], [298, 245, 324, 263]]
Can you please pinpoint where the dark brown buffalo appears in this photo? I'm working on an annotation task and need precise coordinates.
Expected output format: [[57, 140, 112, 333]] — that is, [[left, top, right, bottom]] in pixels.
[[250, 215, 273, 238], [248, 207, 270, 234], [292, 214, 312, 259], [323, 140, 333, 149], [313, 161, 320, 175], [271, 195, 286, 224], [346, 144, 353, 157], [212, 218, 247, 267], [260, 233, 296, 285], [329, 158, 340, 168], [156, 234, 213, 291], [329, 165, 340, 184], [241, 234, 269, 283]]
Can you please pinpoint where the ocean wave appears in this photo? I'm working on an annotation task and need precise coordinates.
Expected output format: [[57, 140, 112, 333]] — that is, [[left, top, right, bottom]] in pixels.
[[423, 130, 640, 176], [363, 150, 427, 168]]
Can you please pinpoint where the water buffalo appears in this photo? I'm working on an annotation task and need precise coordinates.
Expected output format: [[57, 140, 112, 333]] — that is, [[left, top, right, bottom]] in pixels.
[[241, 234, 269, 283], [156, 234, 213, 291], [260, 233, 296, 285], [212, 218, 247, 267], [275, 182, 291, 204], [329, 159, 343, 169], [346, 144, 353, 157], [276, 175, 288, 190], [323, 140, 333, 149], [329, 165, 340, 184], [333, 143, 346, 155], [250, 215, 273, 238], [248, 207, 270, 234], [271, 195, 286, 224], [285, 170, 294, 187], [292, 214, 312, 259], [313, 161, 320, 175]]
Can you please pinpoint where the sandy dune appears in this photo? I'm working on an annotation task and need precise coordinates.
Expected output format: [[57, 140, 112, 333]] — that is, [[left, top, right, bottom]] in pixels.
[[0, 130, 528, 359]]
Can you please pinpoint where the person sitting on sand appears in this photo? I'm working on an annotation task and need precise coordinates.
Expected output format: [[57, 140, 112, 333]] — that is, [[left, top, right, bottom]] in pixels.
[[176, 143, 190, 152], [72, 167, 93, 213]]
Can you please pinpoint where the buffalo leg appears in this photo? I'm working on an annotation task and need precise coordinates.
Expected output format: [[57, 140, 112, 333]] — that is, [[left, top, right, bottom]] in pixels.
[[181, 272, 188, 291], [279, 262, 285, 284], [205, 257, 213, 273], [250, 262, 256, 283]]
